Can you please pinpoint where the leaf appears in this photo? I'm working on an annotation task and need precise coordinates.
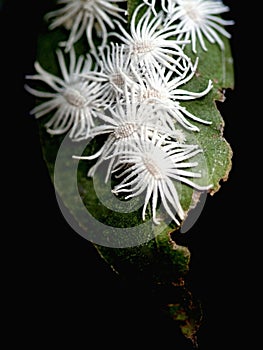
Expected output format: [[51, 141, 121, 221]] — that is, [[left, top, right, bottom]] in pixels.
[[31, 0, 235, 344]]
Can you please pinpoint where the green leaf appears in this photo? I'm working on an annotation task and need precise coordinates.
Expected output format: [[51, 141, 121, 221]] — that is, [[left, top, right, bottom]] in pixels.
[[32, 0, 235, 344]]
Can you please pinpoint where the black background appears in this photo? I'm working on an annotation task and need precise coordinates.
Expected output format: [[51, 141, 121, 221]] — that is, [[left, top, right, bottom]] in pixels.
[[1, 1, 255, 349]]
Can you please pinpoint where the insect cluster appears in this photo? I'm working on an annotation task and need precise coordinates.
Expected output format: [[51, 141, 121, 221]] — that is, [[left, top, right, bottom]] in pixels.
[[25, 0, 234, 226]]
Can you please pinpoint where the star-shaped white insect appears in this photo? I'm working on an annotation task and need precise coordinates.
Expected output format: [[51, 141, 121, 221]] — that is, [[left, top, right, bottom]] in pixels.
[[125, 57, 213, 132], [25, 48, 104, 140], [81, 42, 133, 108], [165, 0, 234, 53], [112, 129, 212, 225], [45, 0, 127, 52], [112, 3, 191, 76]]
